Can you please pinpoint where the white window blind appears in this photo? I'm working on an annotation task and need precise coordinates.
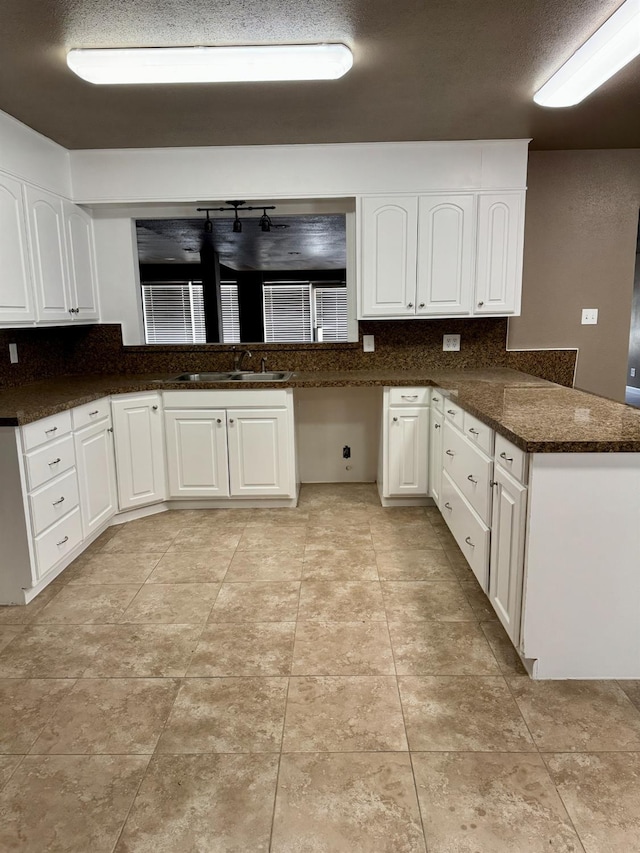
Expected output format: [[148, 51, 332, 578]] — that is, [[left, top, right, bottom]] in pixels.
[[142, 282, 206, 344], [314, 286, 348, 341], [221, 283, 240, 343], [263, 283, 313, 342]]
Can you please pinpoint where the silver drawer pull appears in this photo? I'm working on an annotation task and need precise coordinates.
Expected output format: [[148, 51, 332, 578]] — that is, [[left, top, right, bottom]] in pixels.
[[401, 395, 418, 400], [57, 536, 69, 546], [89, 410, 99, 416], [432, 396, 440, 402], [445, 449, 455, 457], [444, 502, 452, 511], [447, 409, 457, 415], [465, 536, 475, 547], [45, 426, 58, 434], [468, 428, 479, 435], [52, 497, 65, 506], [48, 458, 61, 466], [467, 474, 478, 484], [500, 451, 514, 462], [434, 423, 441, 430]]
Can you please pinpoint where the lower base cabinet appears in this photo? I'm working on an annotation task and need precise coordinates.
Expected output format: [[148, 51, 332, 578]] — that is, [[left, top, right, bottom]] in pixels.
[[111, 393, 167, 510], [74, 418, 118, 537], [165, 409, 230, 498], [227, 408, 293, 497]]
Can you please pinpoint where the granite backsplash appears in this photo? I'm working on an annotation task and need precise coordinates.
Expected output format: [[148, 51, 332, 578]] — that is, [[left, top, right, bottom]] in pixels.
[[0, 319, 577, 389]]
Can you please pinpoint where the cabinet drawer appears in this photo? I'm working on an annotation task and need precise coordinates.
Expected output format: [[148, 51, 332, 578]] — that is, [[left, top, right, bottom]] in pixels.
[[34, 507, 83, 580], [22, 410, 72, 451], [444, 398, 463, 427], [442, 420, 493, 524], [441, 471, 490, 589], [430, 389, 445, 412], [25, 434, 76, 490], [495, 433, 527, 483], [462, 410, 494, 456], [387, 387, 430, 406], [29, 469, 80, 536], [73, 398, 111, 430]]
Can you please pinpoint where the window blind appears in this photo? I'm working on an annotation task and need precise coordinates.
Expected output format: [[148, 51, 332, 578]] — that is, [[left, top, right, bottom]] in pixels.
[[314, 286, 348, 341], [142, 282, 206, 344], [263, 283, 313, 342], [221, 283, 240, 343]]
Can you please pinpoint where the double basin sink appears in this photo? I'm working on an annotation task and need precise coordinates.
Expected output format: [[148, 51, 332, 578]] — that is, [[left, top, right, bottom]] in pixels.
[[170, 371, 293, 382]]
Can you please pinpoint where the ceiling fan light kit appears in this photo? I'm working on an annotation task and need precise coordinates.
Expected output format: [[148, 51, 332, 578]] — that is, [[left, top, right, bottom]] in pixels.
[[66, 43, 354, 84], [534, 0, 640, 107]]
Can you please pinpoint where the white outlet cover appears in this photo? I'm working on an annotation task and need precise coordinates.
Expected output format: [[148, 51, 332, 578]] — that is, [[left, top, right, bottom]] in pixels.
[[581, 308, 598, 325], [362, 334, 375, 352], [443, 334, 461, 352], [8, 343, 18, 364]]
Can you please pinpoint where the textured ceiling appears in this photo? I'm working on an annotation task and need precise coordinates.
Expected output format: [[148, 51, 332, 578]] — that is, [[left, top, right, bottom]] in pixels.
[[1, 0, 639, 150], [136, 215, 347, 270]]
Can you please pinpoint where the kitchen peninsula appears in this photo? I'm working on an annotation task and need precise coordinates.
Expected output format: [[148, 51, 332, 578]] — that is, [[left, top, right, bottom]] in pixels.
[[1, 366, 639, 682]]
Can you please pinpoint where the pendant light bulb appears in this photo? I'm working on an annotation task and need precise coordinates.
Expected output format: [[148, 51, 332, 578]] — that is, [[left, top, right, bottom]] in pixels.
[[233, 215, 242, 234], [204, 211, 213, 234], [259, 210, 272, 232]]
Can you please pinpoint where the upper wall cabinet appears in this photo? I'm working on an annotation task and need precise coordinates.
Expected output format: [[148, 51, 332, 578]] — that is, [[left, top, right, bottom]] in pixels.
[[358, 190, 526, 320], [0, 174, 35, 323], [0, 178, 99, 328]]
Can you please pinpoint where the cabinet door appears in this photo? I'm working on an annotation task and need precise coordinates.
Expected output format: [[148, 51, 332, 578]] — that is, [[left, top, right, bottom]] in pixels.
[[417, 194, 474, 315], [360, 196, 418, 318], [24, 186, 71, 323], [227, 408, 294, 497], [165, 409, 230, 498], [65, 202, 99, 321], [386, 406, 429, 497], [111, 394, 167, 510], [489, 464, 527, 645], [0, 174, 35, 324], [428, 408, 443, 506], [474, 192, 524, 315], [74, 419, 118, 538]]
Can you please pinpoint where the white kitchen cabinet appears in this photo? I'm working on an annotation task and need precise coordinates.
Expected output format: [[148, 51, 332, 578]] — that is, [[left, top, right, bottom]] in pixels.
[[165, 409, 230, 498], [24, 185, 71, 323], [428, 407, 443, 506], [360, 196, 418, 317], [489, 462, 527, 645], [474, 192, 524, 315], [416, 194, 474, 315], [386, 406, 429, 496], [74, 416, 118, 538], [0, 173, 35, 324], [64, 201, 100, 321], [111, 393, 166, 510], [227, 408, 295, 497]]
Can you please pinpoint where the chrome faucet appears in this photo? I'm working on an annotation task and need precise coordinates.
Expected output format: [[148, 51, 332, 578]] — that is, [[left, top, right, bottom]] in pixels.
[[260, 356, 267, 373], [233, 349, 252, 372]]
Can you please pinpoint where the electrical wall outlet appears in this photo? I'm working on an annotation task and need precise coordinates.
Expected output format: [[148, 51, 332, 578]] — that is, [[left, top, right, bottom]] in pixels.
[[362, 334, 375, 352], [581, 308, 598, 325], [8, 343, 18, 364], [631, 368, 636, 378], [443, 334, 461, 352]]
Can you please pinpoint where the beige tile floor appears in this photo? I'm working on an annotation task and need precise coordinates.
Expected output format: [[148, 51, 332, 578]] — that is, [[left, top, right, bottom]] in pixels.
[[1, 483, 640, 851]]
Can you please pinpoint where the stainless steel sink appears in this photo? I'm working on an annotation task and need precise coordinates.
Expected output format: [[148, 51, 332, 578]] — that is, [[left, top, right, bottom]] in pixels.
[[169, 371, 293, 382]]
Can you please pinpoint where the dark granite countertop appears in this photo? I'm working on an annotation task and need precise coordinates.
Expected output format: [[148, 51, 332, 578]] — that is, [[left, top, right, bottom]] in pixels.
[[1, 368, 640, 453]]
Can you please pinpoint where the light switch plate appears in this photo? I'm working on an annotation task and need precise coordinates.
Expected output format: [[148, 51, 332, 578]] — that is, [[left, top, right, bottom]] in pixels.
[[581, 308, 598, 325], [362, 334, 375, 352], [443, 334, 461, 352], [8, 343, 18, 364]]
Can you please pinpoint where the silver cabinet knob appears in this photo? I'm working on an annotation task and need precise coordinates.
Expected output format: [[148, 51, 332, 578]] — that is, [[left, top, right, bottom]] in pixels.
[[418, 302, 425, 308], [490, 479, 498, 487], [108, 427, 113, 433], [393, 417, 398, 422], [478, 301, 484, 307], [467, 474, 478, 484], [229, 419, 235, 424], [434, 423, 440, 430], [216, 418, 222, 424], [152, 405, 158, 411], [465, 536, 475, 547], [407, 302, 413, 308]]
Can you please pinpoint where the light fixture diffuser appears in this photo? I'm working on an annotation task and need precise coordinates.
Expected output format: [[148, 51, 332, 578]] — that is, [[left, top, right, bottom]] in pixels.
[[534, 0, 640, 107], [66, 44, 353, 84]]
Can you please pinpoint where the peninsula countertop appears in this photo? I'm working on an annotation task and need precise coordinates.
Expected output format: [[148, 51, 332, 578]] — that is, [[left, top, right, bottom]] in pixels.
[[2, 367, 640, 453]]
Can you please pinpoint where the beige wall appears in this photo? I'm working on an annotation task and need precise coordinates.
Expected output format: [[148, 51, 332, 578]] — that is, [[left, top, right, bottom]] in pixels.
[[508, 150, 640, 402]]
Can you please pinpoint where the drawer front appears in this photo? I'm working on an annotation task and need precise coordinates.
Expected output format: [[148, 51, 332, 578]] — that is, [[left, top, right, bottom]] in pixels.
[[444, 398, 463, 427], [73, 398, 111, 431], [495, 433, 527, 483], [388, 387, 430, 406], [463, 410, 494, 456], [442, 421, 493, 523], [29, 469, 80, 536], [430, 388, 445, 413], [26, 434, 76, 491], [441, 471, 490, 589], [22, 410, 72, 451], [163, 389, 289, 408], [34, 507, 83, 580]]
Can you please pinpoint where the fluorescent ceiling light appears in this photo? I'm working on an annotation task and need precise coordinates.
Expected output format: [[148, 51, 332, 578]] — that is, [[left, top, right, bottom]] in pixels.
[[534, 0, 640, 107], [66, 44, 353, 84]]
